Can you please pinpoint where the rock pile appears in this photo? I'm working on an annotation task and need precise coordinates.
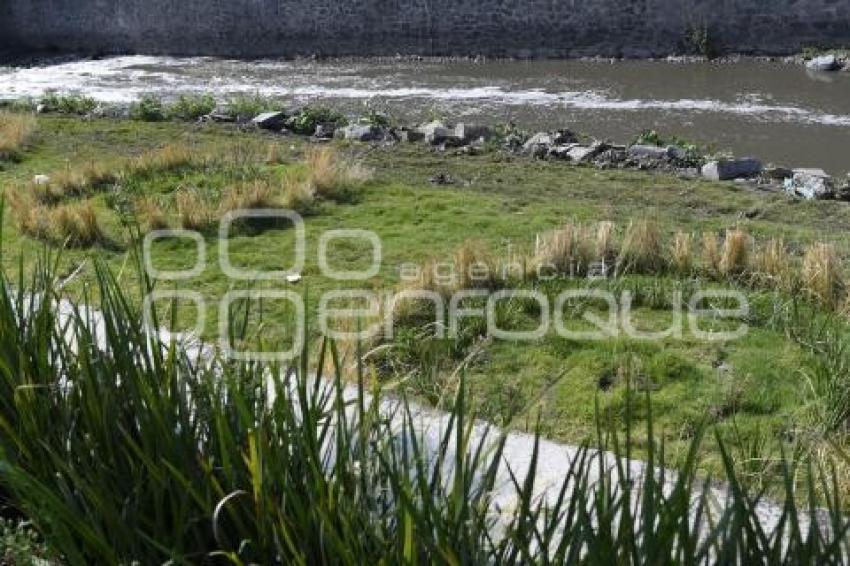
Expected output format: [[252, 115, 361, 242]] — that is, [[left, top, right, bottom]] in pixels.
[[235, 107, 849, 203]]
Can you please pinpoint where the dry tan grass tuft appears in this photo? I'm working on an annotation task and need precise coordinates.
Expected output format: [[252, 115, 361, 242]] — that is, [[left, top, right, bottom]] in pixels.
[[702, 232, 722, 276], [751, 238, 792, 288], [803, 243, 844, 308], [720, 228, 750, 277], [671, 231, 693, 275], [617, 219, 663, 274], [0, 112, 36, 160], [175, 189, 217, 232], [130, 145, 197, 178], [595, 221, 616, 260], [536, 224, 595, 276], [454, 240, 499, 290], [7, 189, 52, 241], [53, 202, 103, 247], [266, 143, 287, 165], [305, 146, 372, 200], [221, 180, 276, 213], [135, 197, 169, 232], [279, 172, 315, 213]]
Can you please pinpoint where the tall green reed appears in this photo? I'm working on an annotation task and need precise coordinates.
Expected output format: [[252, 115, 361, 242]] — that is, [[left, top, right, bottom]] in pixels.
[[0, 246, 848, 563]]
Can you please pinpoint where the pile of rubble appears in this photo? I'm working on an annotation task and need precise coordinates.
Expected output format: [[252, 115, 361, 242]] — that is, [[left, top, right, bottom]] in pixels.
[[244, 110, 850, 202]]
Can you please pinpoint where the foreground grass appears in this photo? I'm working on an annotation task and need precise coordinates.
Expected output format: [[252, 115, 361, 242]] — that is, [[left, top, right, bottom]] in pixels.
[[3, 114, 850, 501], [1, 253, 849, 563]]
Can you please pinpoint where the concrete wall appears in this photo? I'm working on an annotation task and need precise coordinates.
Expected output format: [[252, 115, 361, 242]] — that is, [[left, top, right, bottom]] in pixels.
[[1, 0, 849, 58]]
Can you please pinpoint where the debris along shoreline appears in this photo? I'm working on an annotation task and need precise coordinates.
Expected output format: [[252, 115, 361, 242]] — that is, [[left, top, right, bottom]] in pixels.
[[6, 92, 850, 200]]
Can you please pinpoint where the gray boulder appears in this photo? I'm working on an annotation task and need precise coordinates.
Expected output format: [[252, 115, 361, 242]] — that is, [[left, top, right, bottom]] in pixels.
[[784, 169, 835, 200], [806, 54, 841, 72], [252, 111, 288, 131], [552, 129, 579, 145], [314, 123, 337, 139], [628, 145, 673, 160], [568, 142, 607, 163], [701, 158, 762, 181], [336, 124, 380, 142], [764, 166, 794, 180], [548, 144, 580, 160], [455, 123, 493, 144], [417, 121, 457, 145], [523, 132, 554, 157], [397, 127, 426, 143]]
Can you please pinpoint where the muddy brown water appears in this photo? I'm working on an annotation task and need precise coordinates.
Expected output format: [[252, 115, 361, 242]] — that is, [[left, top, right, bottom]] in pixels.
[[2, 56, 849, 174]]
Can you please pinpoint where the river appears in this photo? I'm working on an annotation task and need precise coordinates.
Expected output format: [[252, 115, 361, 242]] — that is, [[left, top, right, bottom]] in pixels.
[[2, 55, 849, 174]]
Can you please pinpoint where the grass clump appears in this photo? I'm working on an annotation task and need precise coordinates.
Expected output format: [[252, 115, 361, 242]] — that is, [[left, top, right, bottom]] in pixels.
[[0, 112, 36, 161], [305, 146, 372, 201], [720, 228, 750, 277], [175, 189, 217, 232], [535, 223, 595, 276], [135, 197, 169, 232], [617, 218, 663, 274], [752, 238, 792, 289], [52, 201, 103, 247], [7, 191, 103, 247], [221, 179, 276, 212], [803, 243, 844, 308], [281, 173, 316, 214], [129, 144, 198, 178], [670, 231, 693, 275]]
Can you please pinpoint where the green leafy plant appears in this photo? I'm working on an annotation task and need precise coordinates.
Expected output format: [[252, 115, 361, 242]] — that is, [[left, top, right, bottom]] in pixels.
[[224, 94, 282, 119], [166, 94, 216, 121], [289, 106, 348, 135], [39, 93, 98, 115], [129, 94, 166, 122]]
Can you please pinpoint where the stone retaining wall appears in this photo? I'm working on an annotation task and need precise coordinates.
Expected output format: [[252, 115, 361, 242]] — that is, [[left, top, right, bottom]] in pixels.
[[1, 0, 849, 58]]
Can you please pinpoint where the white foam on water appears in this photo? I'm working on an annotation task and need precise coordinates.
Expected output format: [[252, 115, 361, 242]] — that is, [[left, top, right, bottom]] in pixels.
[[3, 55, 850, 127]]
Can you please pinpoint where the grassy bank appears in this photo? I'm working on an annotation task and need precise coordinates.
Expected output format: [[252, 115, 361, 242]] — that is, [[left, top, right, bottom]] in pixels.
[[2, 112, 850, 509]]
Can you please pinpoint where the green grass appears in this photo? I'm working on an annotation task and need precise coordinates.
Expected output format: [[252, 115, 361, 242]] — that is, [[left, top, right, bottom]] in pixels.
[[3, 114, 850, 502], [0, 251, 850, 563]]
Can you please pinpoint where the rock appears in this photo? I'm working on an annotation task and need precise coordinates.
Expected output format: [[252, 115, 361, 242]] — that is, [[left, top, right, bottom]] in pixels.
[[701, 158, 762, 181], [594, 148, 628, 169], [548, 144, 580, 160], [336, 124, 379, 142], [784, 169, 835, 200], [429, 173, 455, 185], [252, 111, 287, 131], [523, 132, 553, 157], [313, 123, 336, 139], [503, 132, 525, 152], [417, 121, 457, 145], [205, 112, 236, 123], [397, 127, 425, 144], [627, 145, 673, 160], [454, 123, 493, 144], [837, 176, 850, 201], [764, 166, 794, 180], [806, 54, 841, 72], [567, 142, 607, 163], [552, 129, 579, 145], [32, 174, 50, 186]]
